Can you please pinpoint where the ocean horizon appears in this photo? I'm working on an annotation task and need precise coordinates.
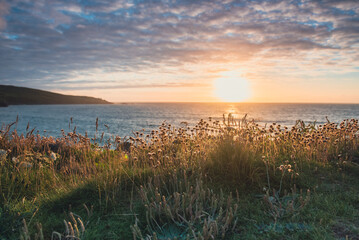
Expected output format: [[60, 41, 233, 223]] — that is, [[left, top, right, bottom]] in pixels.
[[1, 103, 359, 139]]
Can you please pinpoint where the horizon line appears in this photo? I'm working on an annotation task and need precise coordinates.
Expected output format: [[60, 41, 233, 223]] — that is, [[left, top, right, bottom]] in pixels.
[[112, 101, 359, 104]]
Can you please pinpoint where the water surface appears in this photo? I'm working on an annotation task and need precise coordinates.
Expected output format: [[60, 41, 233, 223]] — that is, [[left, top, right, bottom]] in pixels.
[[0, 103, 358, 138]]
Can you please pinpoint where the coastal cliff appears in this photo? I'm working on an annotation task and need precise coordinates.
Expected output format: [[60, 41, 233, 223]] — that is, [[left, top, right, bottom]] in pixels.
[[0, 85, 112, 106]]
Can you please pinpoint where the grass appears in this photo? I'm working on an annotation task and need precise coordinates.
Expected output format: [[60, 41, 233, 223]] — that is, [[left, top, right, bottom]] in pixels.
[[0, 116, 358, 239]]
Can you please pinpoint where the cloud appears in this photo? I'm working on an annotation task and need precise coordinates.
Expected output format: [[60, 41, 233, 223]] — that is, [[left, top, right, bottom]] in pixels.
[[0, 0, 358, 93], [0, 1, 10, 30], [50, 82, 209, 90]]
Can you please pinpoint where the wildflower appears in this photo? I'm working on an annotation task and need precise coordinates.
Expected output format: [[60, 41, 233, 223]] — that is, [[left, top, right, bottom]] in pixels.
[[0, 149, 7, 161], [12, 157, 19, 164], [50, 152, 57, 161]]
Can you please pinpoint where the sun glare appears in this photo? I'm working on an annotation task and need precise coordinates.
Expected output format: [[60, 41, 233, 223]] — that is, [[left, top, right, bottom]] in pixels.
[[214, 71, 251, 102]]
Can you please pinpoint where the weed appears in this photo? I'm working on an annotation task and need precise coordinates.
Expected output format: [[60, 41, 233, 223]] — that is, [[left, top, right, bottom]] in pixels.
[[0, 116, 357, 239]]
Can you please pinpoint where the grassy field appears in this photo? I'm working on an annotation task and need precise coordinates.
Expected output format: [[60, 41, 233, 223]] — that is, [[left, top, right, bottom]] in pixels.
[[0, 116, 358, 239]]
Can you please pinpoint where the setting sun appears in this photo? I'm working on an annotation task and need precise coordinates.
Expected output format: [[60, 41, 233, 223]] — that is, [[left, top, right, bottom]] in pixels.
[[214, 71, 251, 102]]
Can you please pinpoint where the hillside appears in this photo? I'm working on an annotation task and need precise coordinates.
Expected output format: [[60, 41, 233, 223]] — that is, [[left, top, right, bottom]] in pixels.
[[0, 85, 112, 106]]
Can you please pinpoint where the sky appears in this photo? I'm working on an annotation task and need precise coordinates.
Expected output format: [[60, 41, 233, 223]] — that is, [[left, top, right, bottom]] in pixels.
[[0, 0, 359, 103]]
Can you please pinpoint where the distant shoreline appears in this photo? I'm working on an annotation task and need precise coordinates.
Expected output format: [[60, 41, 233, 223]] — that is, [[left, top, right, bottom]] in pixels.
[[0, 85, 112, 106], [1, 103, 114, 106]]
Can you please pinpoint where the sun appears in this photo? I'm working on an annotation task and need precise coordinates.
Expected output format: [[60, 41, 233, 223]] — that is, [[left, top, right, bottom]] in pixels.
[[214, 71, 251, 102]]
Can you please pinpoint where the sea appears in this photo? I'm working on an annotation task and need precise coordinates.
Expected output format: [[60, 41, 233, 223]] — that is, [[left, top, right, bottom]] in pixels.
[[0, 103, 358, 139]]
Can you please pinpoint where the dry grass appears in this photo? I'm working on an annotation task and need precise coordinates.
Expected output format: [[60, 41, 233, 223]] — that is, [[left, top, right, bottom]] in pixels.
[[0, 116, 358, 239]]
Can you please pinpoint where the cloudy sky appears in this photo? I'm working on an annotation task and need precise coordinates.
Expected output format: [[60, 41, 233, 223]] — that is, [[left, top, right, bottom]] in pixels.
[[0, 0, 359, 103]]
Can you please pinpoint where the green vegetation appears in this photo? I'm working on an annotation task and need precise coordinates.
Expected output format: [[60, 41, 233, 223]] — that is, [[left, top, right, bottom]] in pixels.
[[0, 116, 358, 239], [0, 85, 111, 106]]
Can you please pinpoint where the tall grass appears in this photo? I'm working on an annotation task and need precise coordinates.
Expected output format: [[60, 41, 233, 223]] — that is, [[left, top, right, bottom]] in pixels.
[[0, 116, 358, 239]]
